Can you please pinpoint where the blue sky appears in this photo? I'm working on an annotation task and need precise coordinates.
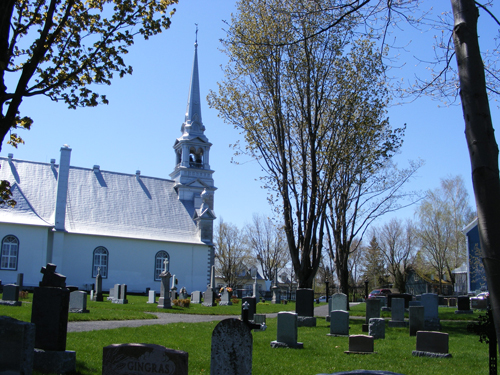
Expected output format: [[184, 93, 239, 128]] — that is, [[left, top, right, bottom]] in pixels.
[[3, 1, 499, 230]]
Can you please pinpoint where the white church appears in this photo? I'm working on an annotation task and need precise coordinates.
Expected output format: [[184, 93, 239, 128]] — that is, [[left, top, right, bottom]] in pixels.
[[0, 42, 217, 293]]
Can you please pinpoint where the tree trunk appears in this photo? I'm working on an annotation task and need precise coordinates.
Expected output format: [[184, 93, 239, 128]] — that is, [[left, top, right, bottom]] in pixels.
[[451, 0, 500, 352]]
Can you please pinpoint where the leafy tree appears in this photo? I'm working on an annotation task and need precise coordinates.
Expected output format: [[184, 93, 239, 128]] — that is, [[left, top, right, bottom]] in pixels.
[[213, 219, 251, 289], [0, 0, 177, 150], [375, 219, 417, 293], [417, 176, 475, 294], [245, 213, 289, 282], [208, 0, 354, 288], [209, 0, 419, 290]]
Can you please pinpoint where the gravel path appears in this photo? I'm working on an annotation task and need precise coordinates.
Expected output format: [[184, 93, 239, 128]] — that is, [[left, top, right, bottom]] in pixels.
[[68, 305, 332, 333]]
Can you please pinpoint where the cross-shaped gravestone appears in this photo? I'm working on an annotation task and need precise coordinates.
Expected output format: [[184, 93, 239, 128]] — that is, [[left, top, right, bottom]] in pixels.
[[39, 263, 66, 288], [241, 301, 266, 331]]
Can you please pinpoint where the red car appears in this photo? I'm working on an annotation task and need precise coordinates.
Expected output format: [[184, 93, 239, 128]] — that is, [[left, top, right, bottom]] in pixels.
[[368, 289, 392, 299]]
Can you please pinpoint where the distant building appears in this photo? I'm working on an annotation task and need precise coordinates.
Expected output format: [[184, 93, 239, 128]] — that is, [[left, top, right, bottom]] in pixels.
[[0, 42, 216, 293], [406, 269, 453, 296]]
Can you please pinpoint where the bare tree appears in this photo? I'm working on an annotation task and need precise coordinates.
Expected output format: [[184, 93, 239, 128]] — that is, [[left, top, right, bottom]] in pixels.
[[416, 176, 475, 293], [214, 219, 251, 288], [246, 214, 289, 282], [375, 219, 417, 293]]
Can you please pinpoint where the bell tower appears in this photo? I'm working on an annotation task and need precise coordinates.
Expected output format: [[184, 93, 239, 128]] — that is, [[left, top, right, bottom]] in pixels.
[[170, 36, 216, 243]]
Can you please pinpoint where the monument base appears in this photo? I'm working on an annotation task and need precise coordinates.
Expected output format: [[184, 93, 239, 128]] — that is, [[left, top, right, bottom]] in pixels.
[[112, 299, 128, 304], [424, 319, 441, 331], [0, 300, 22, 306], [297, 316, 316, 327], [219, 301, 233, 306], [412, 350, 452, 358], [69, 308, 89, 313], [388, 321, 407, 328], [34, 349, 76, 374], [454, 310, 473, 314], [270, 340, 303, 349]]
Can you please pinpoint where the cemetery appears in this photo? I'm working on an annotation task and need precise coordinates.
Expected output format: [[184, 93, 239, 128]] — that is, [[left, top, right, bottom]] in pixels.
[[0, 285, 493, 375]]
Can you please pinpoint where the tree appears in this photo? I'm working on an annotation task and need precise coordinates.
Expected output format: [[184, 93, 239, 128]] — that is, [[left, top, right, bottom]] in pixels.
[[417, 175, 474, 293], [213, 219, 251, 289], [208, 0, 354, 288], [375, 219, 417, 293], [209, 0, 419, 290], [361, 235, 388, 291], [0, 0, 177, 151], [245, 214, 289, 282]]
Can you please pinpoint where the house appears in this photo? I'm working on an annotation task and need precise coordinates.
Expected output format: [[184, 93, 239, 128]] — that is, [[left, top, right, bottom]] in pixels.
[[405, 269, 453, 296], [463, 218, 488, 293], [215, 269, 267, 298], [0, 42, 216, 293]]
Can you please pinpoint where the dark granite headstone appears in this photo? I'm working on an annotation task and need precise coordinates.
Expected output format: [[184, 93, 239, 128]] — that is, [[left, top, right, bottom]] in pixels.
[[2, 284, 20, 302], [211, 319, 252, 375], [102, 343, 188, 375], [296, 288, 314, 317], [95, 271, 103, 302], [31, 286, 70, 351], [16, 273, 24, 288], [241, 297, 256, 321], [0, 316, 35, 375]]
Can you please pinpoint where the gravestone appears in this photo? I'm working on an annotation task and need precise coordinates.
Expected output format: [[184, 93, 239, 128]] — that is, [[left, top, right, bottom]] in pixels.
[[369, 318, 385, 339], [102, 343, 188, 375], [388, 298, 406, 328], [16, 272, 24, 288], [0, 316, 35, 375], [69, 291, 89, 313], [253, 314, 266, 332], [211, 319, 252, 375], [111, 284, 128, 304], [296, 288, 316, 327], [363, 298, 381, 332], [107, 287, 114, 301], [147, 290, 156, 304], [219, 287, 233, 306], [387, 293, 413, 308], [455, 295, 473, 314], [178, 287, 188, 300], [409, 305, 425, 336], [271, 311, 304, 348], [202, 265, 217, 307], [447, 297, 457, 307], [412, 331, 452, 358], [271, 285, 280, 304], [158, 264, 172, 309], [191, 291, 202, 304], [90, 290, 94, 301], [328, 310, 349, 336], [95, 269, 103, 302], [326, 293, 348, 321], [345, 335, 375, 354], [408, 300, 422, 308], [31, 263, 76, 374], [420, 293, 441, 330], [241, 297, 256, 321], [170, 275, 178, 301], [0, 284, 21, 306]]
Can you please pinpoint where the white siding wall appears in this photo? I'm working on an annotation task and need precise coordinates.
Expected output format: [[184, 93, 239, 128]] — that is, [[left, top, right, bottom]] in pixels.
[[0, 223, 50, 286], [61, 233, 210, 293]]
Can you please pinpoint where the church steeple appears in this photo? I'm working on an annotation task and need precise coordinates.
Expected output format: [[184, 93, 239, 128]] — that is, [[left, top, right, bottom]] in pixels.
[[170, 34, 216, 244], [182, 33, 205, 138]]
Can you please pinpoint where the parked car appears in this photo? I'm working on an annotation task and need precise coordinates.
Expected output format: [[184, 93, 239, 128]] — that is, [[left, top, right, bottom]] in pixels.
[[318, 296, 328, 302], [470, 291, 489, 309], [368, 289, 392, 299]]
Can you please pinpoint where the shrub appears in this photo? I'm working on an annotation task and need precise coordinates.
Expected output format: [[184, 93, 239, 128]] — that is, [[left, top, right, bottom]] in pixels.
[[231, 298, 240, 304], [172, 299, 190, 308]]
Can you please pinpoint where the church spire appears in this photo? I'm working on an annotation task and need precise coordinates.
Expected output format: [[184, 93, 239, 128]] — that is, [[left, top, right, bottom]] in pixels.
[[181, 25, 205, 138]]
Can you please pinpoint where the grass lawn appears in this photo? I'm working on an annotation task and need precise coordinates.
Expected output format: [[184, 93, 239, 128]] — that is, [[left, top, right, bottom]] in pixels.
[[0, 293, 491, 375]]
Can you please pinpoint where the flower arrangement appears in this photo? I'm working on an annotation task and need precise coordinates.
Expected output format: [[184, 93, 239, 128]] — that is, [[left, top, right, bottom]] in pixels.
[[220, 286, 233, 293]]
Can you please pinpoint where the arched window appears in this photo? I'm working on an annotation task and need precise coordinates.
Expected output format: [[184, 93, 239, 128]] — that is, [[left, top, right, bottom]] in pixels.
[[155, 251, 169, 280], [92, 247, 108, 278], [1, 235, 19, 270]]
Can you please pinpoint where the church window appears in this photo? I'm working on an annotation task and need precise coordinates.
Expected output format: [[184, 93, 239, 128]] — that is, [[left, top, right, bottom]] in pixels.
[[92, 247, 108, 278], [1, 235, 19, 270], [155, 251, 170, 280]]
